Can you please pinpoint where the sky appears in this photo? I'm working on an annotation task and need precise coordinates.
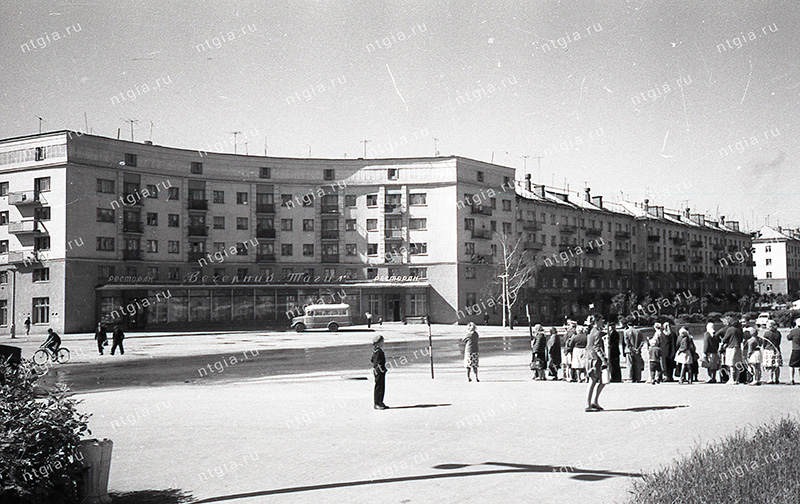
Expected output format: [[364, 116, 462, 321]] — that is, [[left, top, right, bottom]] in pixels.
[[0, 0, 797, 230]]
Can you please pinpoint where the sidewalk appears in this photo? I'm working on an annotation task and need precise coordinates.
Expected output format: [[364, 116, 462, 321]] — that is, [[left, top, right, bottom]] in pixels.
[[77, 351, 800, 504]]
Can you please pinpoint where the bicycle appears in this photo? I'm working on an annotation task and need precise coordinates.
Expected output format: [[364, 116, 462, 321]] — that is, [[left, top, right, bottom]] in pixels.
[[32, 345, 71, 365]]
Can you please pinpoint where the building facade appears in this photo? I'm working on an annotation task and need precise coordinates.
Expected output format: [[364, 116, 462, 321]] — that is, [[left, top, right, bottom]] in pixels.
[[0, 131, 754, 333], [752, 225, 800, 296]]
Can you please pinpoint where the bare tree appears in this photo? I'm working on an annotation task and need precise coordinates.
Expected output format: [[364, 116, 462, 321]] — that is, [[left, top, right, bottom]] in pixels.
[[493, 232, 538, 328]]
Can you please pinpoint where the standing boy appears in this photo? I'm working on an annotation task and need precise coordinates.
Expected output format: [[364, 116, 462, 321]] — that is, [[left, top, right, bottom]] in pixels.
[[585, 318, 608, 412], [371, 335, 388, 409]]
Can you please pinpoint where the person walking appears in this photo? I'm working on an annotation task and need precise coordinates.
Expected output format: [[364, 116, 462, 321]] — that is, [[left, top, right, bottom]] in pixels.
[[623, 319, 645, 382], [365, 311, 373, 329], [371, 335, 388, 409], [24, 316, 31, 336], [606, 318, 622, 383], [787, 318, 800, 385], [462, 322, 480, 382], [702, 322, 721, 383], [721, 318, 744, 384], [745, 327, 762, 386], [761, 320, 782, 384], [675, 327, 695, 384], [546, 326, 562, 380], [585, 317, 608, 412], [94, 322, 108, 355], [530, 324, 547, 380], [110, 325, 125, 355]]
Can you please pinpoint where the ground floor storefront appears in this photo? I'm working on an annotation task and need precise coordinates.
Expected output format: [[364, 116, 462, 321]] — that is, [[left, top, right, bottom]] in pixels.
[[96, 281, 431, 330]]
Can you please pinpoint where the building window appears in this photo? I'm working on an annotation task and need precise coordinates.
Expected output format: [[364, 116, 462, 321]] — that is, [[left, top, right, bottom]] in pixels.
[[98, 266, 114, 279], [323, 169, 335, 180], [476, 171, 484, 182], [146, 184, 159, 198], [410, 243, 427, 255], [345, 195, 357, 207], [367, 219, 377, 231], [281, 219, 293, 231], [124, 153, 137, 166], [387, 168, 398, 180], [489, 198, 496, 209], [409, 293, 427, 316], [147, 240, 158, 253], [0, 300, 7, 326], [303, 244, 314, 256], [765, 245, 771, 252], [465, 293, 477, 307], [0, 182, 7, 196], [168, 214, 179, 227], [97, 208, 115, 222], [236, 217, 248, 230], [502, 222, 512, 234], [302, 196, 313, 207], [168, 267, 180, 280], [97, 179, 115, 194], [168, 240, 180, 254], [32, 297, 50, 324], [212, 216, 224, 229], [346, 244, 357, 256], [367, 268, 378, 280], [465, 266, 476, 279], [96, 237, 114, 251], [235, 243, 248, 255], [0, 271, 7, 284], [237, 192, 248, 205], [766, 272, 772, 278], [303, 219, 315, 231], [259, 167, 271, 179], [281, 244, 293, 256], [366, 194, 378, 207], [345, 268, 358, 280], [33, 268, 49, 282], [147, 266, 159, 279], [367, 243, 378, 255], [465, 242, 475, 255], [0, 241, 7, 254], [409, 193, 426, 206], [167, 187, 180, 200], [409, 218, 426, 230], [280, 194, 293, 207], [345, 219, 356, 231], [502, 200, 512, 211], [146, 212, 158, 226], [209, 191, 223, 204], [0, 212, 7, 225], [464, 218, 474, 231], [34, 146, 46, 161], [409, 267, 428, 279], [191, 162, 203, 174], [766, 258, 772, 265]]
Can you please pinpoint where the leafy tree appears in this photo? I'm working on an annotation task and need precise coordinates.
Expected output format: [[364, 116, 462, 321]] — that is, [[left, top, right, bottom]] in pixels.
[[493, 232, 537, 328]]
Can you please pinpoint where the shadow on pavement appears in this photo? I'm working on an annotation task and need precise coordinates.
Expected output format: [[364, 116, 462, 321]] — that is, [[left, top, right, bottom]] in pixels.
[[388, 403, 452, 409], [192, 460, 640, 503], [109, 489, 194, 503], [601, 404, 690, 413]]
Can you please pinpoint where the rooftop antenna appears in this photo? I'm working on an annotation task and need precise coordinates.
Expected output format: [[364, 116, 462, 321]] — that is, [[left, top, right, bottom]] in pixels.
[[491, 151, 494, 163], [117, 128, 121, 140], [148, 121, 154, 141], [123, 119, 139, 141], [360, 139, 370, 158], [84, 112, 89, 133], [533, 155, 543, 181], [264, 136, 268, 156], [229, 131, 242, 154], [308, 145, 311, 157], [243, 142, 249, 155], [36, 116, 45, 134], [434, 138, 439, 156]]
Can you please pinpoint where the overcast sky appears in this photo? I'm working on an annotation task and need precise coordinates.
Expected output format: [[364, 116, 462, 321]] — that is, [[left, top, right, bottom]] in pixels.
[[1, 0, 797, 229]]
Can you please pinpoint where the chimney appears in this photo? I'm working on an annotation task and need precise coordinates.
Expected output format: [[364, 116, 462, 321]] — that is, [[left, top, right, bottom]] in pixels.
[[720, 216, 726, 226], [591, 195, 603, 208], [525, 174, 531, 192], [644, 199, 650, 212], [584, 187, 591, 202], [685, 207, 690, 218]]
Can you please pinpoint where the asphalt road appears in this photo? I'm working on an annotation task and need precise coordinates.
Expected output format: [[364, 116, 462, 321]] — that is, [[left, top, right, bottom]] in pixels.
[[46, 336, 535, 393]]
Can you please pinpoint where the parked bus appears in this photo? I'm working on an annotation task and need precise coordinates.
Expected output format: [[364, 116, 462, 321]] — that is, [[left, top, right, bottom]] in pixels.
[[291, 303, 352, 332]]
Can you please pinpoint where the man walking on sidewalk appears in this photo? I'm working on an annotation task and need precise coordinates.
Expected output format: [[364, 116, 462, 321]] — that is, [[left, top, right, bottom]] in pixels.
[[371, 335, 388, 409], [95, 322, 108, 355], [111, 325, 125, 355]]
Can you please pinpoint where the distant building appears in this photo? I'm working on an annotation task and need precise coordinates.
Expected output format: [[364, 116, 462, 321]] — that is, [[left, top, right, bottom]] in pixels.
[[752, 225, 800, 296]]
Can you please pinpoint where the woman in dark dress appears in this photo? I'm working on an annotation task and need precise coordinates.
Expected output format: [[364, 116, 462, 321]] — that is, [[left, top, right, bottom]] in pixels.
[[702, 322, 721, 383], [530, 324, 547, 380], [606, 321, 622, 383], [546, 327, 562, 380]]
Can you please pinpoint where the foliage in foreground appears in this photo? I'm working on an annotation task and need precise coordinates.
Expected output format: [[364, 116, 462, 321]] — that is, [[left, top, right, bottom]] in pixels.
[[627, 417, 800, 504], [0, 359, 90, 504]]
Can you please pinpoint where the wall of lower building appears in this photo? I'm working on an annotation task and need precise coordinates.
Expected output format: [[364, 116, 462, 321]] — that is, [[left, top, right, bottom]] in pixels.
[[6, 260, 66, 335]]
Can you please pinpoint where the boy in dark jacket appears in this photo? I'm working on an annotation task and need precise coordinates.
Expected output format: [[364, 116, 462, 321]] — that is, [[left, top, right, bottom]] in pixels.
[[371, 335, 388, 409], [111, 325, 125, 355]]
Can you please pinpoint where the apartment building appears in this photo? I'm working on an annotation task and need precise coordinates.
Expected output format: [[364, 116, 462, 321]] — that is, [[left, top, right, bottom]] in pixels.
[[752, 225, 800, 296]]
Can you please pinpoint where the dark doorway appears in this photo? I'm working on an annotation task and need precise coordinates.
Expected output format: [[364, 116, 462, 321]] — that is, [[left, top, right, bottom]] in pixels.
[[385, 294, 402, 322]]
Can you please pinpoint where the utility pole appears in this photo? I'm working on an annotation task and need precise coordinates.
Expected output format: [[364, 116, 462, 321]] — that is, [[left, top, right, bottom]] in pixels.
[[361, 139, 370, 158]]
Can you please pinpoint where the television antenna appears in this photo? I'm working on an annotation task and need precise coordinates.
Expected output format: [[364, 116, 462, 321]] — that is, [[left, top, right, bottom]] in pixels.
[[229, 131, 242, 154], [123, 119, 140, 141]]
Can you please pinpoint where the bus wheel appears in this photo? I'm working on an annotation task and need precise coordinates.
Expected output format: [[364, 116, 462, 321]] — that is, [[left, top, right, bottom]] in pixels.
[[294, 323, 306, 333], [328, 322, 339, 332]]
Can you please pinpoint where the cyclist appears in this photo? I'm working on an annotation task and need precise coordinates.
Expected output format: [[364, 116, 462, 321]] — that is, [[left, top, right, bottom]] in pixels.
[[42, 328, 61, 355]]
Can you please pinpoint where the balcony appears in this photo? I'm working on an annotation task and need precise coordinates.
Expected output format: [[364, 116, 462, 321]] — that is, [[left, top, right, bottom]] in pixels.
[[671, 237, 686, 246], [470, 254, 492, 264], [8, 220, 43, 235], [521, 221, 539, 232], [321, 230, 339, 240], [122, 221, 144, 233], [188, 225, 209, 237], [691, 255, 703, 264], [122, 193, 143, 206], [727, 245, 738, 252], [384, 253, 405, 264], [585, 228, 602, 237], [256, 227, 276, 239], [188, 199, 208, 211], [320, 204, 338, 214], [647, 235, 660, 243], [672, 254, 687, 263], [647, 252, 661, 261], [8, 191, 45, 206], [615, 249, 629, 258], [188, 251, 205, 262], [585, 247, 601, 256], [256, 203, 276, 214], [385, 229, 403, 240], [123, 249, 143, 261], [615, 231, 631, 240], [470, 205, 492, 216], [712, 243, 725, 251], [321, 254, 340, 263], [523, 241, 542, 251], [690, 240, 703, 248], [256, 253, 276, 263], [471, 229, 492, 240], [558, 243, 573, 252], [692, 272, 705, 279], [559, 225, 576, 234], [8, 250, 46, 264], [384, 204, 403, 214]]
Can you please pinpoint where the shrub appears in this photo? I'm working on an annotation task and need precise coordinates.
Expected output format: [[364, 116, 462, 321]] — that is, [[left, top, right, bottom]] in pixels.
[[676, 313, 705, 324], [706, 312, 723, 322], [657, 315, 675, 325], [772, 310, 800, 328], [0, 359, 90, 504], [627, 417, 800, 504]]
